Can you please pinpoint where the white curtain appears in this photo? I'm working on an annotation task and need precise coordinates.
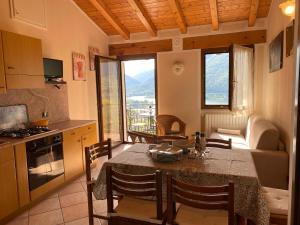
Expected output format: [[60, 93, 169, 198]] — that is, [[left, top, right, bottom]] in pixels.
[[232, 44, 254, 112]]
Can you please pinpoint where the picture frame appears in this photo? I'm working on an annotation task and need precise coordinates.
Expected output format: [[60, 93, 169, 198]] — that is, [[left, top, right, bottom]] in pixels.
[[89, 46, 100, 71], [72, 52, 86, 81], [286, 20, 295, 57], [269, 31, 284, 73]]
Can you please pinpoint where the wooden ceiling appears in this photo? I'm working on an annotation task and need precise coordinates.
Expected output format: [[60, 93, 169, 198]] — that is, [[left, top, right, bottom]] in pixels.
[[73, 0, 272, 39]]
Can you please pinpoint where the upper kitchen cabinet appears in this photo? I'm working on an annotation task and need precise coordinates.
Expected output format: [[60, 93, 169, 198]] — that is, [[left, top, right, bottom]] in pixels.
[[1, 31, 45, 89]]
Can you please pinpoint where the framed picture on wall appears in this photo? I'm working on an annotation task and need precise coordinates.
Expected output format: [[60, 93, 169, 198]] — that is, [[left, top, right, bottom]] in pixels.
[[72, 52, 86, 81], [286, 20, 295, 57], [269, 31, 283, 73], [89, 46, 100, 71]]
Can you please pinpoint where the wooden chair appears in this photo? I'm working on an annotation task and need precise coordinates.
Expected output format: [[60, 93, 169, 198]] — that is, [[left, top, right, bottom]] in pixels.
[[106, 165, 166, 225], [127, 130, 187, 145], [206, 138, 232, 149], [166, 174, 235, 225], [156, 115, 186, 136], [85, 139, 112, 225]]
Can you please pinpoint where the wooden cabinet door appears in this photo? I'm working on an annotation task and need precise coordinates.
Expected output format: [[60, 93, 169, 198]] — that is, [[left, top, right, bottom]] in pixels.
[[0, 32, 6, 93], [14, 143, 30, 207], [82, 130, 98, 170], [63, 129, 84, 181], [2, 31, 43, 76], [0, 146, 19, 220]]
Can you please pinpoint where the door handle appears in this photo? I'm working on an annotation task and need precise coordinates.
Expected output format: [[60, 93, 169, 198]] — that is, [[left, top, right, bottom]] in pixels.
[[7, 66, 15, 69]]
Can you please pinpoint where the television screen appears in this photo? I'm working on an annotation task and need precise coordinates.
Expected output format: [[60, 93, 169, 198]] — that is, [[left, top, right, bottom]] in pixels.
[[43, 58, 63, 78]]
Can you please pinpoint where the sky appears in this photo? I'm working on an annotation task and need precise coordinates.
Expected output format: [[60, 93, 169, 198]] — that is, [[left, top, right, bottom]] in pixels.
[[123, 59, 154, 77]]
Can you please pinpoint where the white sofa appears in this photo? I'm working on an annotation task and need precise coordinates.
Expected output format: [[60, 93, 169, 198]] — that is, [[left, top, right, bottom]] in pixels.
[[209, 114, 289, 189]]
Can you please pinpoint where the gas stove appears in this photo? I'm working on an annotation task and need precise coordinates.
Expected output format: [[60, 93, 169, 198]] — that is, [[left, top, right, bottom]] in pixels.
[[0, 127, 52, 138]]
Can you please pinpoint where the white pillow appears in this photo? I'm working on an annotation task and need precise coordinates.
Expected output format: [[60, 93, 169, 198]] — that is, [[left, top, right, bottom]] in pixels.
[[217, 128, 241, 135]]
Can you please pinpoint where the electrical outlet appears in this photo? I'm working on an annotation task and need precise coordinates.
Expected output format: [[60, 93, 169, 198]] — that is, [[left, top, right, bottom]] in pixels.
[[42, 112, 48, 118]]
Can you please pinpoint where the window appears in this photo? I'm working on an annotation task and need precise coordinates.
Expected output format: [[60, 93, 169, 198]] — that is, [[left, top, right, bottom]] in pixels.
[[201, 48, 232, 109]]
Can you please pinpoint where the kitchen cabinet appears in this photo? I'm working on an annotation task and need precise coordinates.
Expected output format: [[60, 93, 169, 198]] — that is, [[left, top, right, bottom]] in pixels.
[[14, 143, 30, 207], [63, 129, 84, 181], [81, 124, 98, 169], [0, 30, 45, 89], [63, 123, 98, 180], [0, 145, 19, 220]]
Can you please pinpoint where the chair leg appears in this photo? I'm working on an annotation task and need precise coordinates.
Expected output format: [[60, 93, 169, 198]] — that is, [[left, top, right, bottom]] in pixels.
[[87, 184, 94, 225]]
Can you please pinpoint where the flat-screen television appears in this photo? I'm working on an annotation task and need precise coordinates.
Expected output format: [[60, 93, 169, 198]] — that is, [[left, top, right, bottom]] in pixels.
[[43, 58, 63, 79]]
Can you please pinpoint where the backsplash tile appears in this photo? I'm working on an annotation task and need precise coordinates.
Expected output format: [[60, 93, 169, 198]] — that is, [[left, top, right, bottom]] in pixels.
[[0, 85, 69, 123]]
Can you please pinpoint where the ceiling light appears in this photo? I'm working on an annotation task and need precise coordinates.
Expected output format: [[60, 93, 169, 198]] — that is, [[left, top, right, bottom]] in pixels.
[[279, 0, 295, 16]]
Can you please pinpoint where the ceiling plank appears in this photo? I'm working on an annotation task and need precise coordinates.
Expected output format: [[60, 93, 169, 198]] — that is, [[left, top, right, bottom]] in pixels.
[[127, 0, 157, 36], [208, 0, 219, 30], [183, 30, 266, 50], [248, 0, 259, 27], [168, 0, 187, 34], [88, 0, 130, 39]]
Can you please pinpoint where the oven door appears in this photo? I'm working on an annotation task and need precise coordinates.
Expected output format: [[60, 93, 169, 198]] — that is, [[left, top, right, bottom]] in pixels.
[[26, 136, 64, 191]]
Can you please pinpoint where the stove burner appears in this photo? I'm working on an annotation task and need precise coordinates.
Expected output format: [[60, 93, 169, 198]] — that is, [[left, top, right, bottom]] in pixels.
[[0, 127, 51, 138]]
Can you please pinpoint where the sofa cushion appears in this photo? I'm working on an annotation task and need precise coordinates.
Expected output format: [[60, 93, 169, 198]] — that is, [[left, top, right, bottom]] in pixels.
[[210, 132, 249, 149], [262, 187, 289, 216], [245, 114, 263, 146]]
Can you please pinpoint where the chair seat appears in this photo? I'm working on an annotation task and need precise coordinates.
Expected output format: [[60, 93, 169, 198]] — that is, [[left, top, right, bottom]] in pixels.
[[115, 196, 166, 220], [175, 205, 228, 225], [262, 187, 289, 216]]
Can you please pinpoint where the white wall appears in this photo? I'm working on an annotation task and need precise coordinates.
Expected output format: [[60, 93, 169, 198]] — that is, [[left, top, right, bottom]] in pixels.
[[254, 0, 295, 153], [0, 0, 109, 121], [157, 50, 201, 136]]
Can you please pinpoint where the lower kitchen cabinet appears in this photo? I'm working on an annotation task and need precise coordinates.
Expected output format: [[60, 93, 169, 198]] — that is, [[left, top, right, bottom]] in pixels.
[[63, 123, 98, 180], [63, 129, 84, 181], [0, 145, 19, 220], [14, 143, 30, 207], [81, 124, 98, 169]]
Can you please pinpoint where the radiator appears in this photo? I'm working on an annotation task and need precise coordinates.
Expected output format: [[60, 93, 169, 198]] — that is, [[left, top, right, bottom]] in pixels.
[[204, 113, 249, 137]]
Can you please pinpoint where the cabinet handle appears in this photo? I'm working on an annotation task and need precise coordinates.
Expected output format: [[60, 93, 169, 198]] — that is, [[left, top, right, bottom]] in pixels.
[[7, 66, 15, 69], [77, 140, 81, 143], [71, 132, 75, 135], [88, 127, 91, 130], [83, 137, 87, 141]]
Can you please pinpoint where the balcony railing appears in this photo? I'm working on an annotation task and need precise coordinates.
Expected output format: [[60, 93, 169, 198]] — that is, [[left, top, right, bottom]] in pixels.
[[126, 103, 156, 134]]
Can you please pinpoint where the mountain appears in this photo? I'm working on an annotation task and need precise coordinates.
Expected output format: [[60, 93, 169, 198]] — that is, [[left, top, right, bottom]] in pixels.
[[205, 54, 229, 93], [125, 69, 155, 97]]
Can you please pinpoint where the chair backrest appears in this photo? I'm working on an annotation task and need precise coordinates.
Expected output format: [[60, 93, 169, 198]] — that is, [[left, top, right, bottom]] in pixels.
[[156, 115, 186, 136], [166, 174, 234, 225], [85, 139, 112, 224], [206, 138, 232, 149], [127, 130, 188, 144], [127, 131, 157, 144], [106, 165, 163, 220]]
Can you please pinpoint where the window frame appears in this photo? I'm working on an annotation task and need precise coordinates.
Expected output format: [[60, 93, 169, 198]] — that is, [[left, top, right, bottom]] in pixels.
[[201, 47, 233, 110]]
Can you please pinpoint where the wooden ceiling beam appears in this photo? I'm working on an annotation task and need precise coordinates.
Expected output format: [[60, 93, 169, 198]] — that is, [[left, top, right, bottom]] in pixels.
[[248, 0, 259, 27], [208, 0, 219, 30], [88, 0, 130, 39], [127, 0, 157, 36], [168, 0, 187, 34]]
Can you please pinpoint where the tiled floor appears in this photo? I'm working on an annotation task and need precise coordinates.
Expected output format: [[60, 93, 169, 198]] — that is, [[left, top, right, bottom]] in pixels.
[[5, 144, 132, 225]]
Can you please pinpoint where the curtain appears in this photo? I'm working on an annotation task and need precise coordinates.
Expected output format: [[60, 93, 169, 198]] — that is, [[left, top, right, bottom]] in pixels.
[[232, 45, 254, 112]]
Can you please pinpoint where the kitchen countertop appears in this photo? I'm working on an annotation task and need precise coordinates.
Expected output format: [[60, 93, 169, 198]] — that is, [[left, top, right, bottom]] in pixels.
[[0, 120, 97, 148]]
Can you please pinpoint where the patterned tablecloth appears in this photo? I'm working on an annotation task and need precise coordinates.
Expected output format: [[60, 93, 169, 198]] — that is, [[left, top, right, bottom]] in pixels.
[[93, 144, 270, 225]]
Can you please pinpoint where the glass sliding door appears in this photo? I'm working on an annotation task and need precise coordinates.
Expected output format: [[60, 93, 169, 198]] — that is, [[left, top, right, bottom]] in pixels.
[[95, 56, 123, 146], [121, 57, 157, 141]]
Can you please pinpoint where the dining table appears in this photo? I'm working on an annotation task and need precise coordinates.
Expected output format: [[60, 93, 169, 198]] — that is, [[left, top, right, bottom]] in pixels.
[[93, 143, 270, 225]]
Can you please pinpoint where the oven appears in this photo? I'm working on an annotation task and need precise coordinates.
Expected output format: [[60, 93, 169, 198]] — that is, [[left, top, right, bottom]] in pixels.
[[26, 133, 64, 191]]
